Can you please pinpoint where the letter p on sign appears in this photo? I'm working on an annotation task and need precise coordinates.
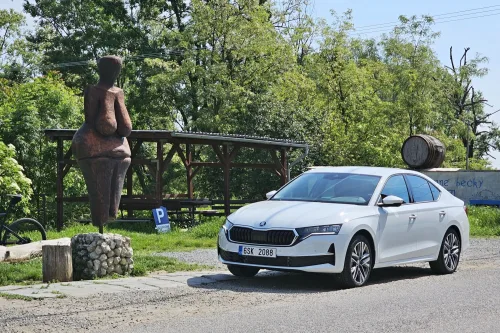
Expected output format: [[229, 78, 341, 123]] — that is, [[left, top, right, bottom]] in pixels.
[[152, 206, 170, 233]]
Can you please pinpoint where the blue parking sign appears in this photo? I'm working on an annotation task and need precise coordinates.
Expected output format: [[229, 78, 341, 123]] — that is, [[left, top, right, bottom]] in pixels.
[[152, 206, 170, 233]]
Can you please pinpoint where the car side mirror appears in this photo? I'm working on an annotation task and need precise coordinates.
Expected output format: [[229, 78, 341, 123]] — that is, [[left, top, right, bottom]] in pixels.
[[378, 195, 404, 207], [266, 190, 277, 199]]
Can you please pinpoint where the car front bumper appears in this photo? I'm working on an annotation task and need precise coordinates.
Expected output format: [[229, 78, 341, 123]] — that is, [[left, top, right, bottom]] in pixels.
[[217, 228, 349, 273]]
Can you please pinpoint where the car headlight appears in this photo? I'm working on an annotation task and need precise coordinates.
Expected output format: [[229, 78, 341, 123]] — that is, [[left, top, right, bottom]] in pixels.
[[296, 224, 342, 238], [222, 219, 233, 234]]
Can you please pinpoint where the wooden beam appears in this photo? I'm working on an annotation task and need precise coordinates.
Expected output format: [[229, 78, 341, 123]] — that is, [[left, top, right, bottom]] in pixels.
[[280, 148, 288, 185], [190, 166, 201, 180], [231, 163, 278, 169], [130, 139, 143, 157], [186, 144, 193, 199], [156, 141, 164, 204], [162, 145, 177, 172], [270, 149, 283, 170], [223, 145, 230, 216], [56, 138, 64, 231], [228, 145, 240, 162], [174, 143, 188, 168], [212, 144, 225, 163], [191, 162, 223, 167], [126, 139, 136, 217]]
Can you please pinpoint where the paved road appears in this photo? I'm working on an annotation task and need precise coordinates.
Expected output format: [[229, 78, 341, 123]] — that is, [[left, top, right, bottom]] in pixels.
[[0, 238, 499, 333]]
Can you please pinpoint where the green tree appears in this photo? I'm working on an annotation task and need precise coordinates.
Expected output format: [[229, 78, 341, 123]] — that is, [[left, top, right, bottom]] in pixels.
[[0, 141, 32, 211], [0, 72, 84, 224]]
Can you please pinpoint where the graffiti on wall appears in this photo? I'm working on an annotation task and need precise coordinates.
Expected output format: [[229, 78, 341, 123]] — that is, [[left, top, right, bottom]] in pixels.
[[421, 171, 500, 205]]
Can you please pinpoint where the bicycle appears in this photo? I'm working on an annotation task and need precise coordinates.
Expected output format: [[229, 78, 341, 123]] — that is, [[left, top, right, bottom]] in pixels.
[[0, 195, 47, 246]]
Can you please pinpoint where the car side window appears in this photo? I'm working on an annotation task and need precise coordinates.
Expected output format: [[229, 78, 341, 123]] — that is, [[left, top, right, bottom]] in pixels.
[[380, 175, 410, 203], [406, 175, 433, 202], [429, 182, 441, 201]]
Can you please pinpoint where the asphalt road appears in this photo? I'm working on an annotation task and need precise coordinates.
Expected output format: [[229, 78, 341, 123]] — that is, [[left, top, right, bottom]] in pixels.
[[1, 238, 499, 333]]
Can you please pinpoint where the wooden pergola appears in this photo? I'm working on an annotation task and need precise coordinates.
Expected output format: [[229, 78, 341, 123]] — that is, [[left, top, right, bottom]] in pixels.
[[45, 129, 308, 229]]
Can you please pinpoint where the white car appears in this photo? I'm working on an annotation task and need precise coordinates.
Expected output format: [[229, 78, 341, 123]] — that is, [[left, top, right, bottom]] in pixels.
[[218, 166, 470, 287]]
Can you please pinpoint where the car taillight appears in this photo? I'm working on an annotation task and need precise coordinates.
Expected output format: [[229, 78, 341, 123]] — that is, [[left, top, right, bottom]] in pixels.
[[464, 206, 468, 216]]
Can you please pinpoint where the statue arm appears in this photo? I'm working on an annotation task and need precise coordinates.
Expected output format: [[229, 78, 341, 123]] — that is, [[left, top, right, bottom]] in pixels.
[[115, 90, 132, 137]]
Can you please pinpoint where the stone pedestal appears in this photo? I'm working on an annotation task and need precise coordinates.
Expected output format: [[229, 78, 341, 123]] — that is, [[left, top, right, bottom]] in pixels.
[[71, 233, 134, 280]]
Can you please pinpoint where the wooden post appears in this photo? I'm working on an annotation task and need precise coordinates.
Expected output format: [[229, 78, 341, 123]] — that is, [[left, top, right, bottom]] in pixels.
[[126, 140, 134, 217], [280, 148, 288, 185], [223, 145, 230, 216], [186, 144, 193, 199], [56, 138, 64, 231], [42, 245, 73, 283], [156, 141, 164, 204]]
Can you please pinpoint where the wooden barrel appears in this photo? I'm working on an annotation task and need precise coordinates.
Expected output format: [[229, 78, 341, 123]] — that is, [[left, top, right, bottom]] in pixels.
[[401, 135, 446, 169]]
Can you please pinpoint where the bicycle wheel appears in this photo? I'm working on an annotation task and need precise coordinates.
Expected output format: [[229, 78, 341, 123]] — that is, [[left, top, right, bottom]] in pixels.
[[2, 218, 47, 245]]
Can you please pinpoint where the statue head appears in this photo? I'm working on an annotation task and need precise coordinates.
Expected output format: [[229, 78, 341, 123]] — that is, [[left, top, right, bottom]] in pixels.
[[97, 55, 122, 86]]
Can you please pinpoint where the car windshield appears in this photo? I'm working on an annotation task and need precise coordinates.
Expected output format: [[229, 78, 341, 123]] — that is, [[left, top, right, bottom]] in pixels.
[[271, 172, 381, 205]]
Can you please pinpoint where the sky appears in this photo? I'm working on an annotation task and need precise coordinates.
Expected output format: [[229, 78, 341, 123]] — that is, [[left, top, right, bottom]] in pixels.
[[2, 0, 500, 168]]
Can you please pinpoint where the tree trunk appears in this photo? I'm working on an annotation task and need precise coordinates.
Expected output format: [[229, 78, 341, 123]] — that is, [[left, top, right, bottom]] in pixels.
[[42, 245, 73, 283]]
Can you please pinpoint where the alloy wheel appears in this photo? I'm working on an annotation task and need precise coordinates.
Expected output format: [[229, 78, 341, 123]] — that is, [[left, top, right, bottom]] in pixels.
[[443, 232, 460, 271], [351, 241, 371, 285]]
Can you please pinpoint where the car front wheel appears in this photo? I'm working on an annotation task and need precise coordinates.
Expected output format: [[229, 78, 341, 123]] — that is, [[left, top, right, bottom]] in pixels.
[[338, 234, 373, 288], [227, 264, 260, 277], [429, 228, 461, 274]]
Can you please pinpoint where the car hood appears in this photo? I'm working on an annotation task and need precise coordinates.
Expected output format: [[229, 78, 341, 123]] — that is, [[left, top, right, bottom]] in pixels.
[[228, 200, 376, 229]]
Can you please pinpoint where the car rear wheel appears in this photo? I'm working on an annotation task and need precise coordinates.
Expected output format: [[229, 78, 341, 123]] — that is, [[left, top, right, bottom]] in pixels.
[[429, 228, 461, 274], [227, 264, 260, 277], [338, 234, 373, 288]]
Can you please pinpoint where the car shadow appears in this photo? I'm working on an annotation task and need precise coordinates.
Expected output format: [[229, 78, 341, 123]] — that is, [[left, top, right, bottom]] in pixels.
[[188, 265, 434, 293]]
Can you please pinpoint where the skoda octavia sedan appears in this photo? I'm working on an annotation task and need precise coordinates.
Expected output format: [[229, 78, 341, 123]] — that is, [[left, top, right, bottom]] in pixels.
[[218, 166, 470, 288]]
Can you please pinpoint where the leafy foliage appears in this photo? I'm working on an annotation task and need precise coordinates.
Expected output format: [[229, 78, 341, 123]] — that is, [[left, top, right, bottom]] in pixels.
[[0, 141, 32, 211], [0, 2, 498, 225]]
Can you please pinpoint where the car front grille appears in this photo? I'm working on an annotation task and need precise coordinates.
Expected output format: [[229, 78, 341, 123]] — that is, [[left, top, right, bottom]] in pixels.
[[229, 226, 296, 246], [219, 248, 335, 267]]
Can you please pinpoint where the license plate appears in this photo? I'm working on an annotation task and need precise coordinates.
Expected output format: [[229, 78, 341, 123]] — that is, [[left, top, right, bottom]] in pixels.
[[238, 245, 277, 258]]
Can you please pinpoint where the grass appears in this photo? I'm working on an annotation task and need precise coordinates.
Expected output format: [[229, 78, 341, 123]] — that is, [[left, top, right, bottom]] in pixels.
[[468, 206, 500, 237], [0, 217, 223, 287], [0, 258, 43, 287], [1, 206, 496, 289], [0, 292, 36, 301]]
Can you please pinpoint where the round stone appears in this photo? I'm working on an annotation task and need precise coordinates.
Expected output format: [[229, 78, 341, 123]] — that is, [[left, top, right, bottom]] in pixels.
[[93, 259, 100, 271], [114, 265, 123, 275]]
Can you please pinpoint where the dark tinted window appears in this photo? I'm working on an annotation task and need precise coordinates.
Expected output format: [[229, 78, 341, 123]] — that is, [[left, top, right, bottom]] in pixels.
[[429, 183, 441, 201], [406, 175, 433, 202], [380, 175, 410, 203]]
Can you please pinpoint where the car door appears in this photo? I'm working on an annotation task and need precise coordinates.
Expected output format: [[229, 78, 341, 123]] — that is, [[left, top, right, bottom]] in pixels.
[[376, 174, 420, 263], [405, 175, 444, 258]]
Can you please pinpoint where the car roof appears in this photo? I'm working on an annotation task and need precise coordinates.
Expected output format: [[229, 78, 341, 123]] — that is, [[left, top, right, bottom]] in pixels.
[[305, 166, 425, 177]]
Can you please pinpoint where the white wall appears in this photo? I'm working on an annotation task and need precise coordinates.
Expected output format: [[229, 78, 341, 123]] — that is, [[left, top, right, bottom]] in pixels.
[[421, 170, 500, 204]]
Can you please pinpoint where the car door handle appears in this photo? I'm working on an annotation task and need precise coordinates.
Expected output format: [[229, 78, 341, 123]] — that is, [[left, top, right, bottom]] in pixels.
[[439, 211, 446, 216], [409, 214, 417, 223]]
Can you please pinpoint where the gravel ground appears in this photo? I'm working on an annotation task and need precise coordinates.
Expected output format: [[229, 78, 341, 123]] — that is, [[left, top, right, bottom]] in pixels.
[[156, 249, 224, 269], [0, 238, 499, 333]]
